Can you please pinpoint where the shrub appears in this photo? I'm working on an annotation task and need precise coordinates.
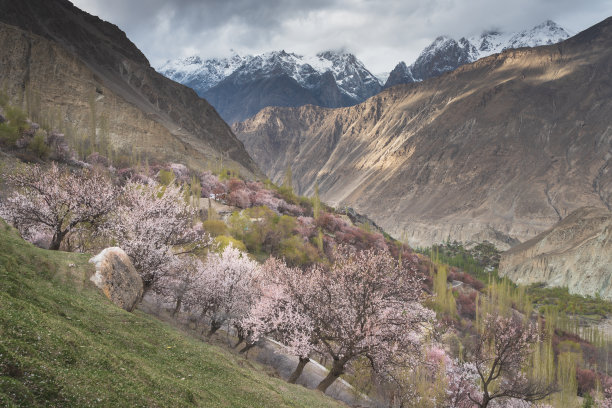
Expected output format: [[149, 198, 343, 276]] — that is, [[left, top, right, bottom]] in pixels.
[[28, 130, 49, 158], [278, 235, 319, 266], [456, 292, 477, 319], [157, 169, 175, 185], [228, 189, 250, 208], [202, 219, 229, 237], [214, 235, 247, 252], [227, 178, 246, 193], [576, 368, 597, 396]]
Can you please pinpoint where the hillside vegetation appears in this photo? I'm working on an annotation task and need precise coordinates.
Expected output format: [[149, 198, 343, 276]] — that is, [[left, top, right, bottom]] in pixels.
[[0, 220, 344, 407]]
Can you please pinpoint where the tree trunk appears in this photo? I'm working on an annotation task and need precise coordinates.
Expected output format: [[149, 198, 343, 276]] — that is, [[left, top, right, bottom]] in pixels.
[[288, 356, 309, 384], [172, 296, 183, 317], [316, 357, 346, 393], [49, 230, 65, 250], [233, 326, 246, 348], [239, 342, 257, 354], [208, 320, 222, 337]]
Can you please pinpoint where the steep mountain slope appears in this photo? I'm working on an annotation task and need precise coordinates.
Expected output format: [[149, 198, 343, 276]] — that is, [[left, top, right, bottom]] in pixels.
[[499, 207, 612, 300], [384, 20, 571, 88], [0, 0, 260, 176], [159, 50, 382, 124], [234, 17, 612, 249]]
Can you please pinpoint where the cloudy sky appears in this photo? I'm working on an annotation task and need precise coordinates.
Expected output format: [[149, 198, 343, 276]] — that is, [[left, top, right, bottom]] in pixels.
[[72, 0, 610, 73]]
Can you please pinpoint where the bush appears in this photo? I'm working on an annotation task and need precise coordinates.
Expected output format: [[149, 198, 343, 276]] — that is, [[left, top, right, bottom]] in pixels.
[[28, 130, 49, 158], [576, 368, 597, 396], [214, 235, 246, 252], [202, 220, 229, 237], [227, 189, 250, 208], [278, 235, 319, 266], [227, 178, 246, 193], [157, 169, 175, 185], [456, 291, 477, 318]]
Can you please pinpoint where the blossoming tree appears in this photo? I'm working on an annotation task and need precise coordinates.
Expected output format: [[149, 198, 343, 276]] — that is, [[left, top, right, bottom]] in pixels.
[[183, 245, 261, 337], [464, 313, 556, 408], [110, 181, 209, 292], [1, 163, 117, 250]]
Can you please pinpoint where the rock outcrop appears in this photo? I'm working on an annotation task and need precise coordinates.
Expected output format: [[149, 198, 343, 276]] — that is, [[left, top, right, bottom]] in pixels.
[[89, 247, 143, 311], [0, 0, 260, 177], [499, 207, 612, 300], [234, 17, 612, 248]]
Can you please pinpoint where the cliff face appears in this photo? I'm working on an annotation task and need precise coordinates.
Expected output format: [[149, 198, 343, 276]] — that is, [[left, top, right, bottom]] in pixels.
[[235, 17, 612, 248], [499, 207, 612, 300], [0, 0, 260, 177]]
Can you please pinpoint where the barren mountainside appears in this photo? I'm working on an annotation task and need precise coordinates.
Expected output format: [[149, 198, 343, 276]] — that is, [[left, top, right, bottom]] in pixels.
[[0, 0, 260, 177], [234, 17, 612, 248], [499, 207, 612, 300]]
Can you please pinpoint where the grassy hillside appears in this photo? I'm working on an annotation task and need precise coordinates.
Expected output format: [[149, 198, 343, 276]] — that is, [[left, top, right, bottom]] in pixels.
[[0, 221, 344, 407]]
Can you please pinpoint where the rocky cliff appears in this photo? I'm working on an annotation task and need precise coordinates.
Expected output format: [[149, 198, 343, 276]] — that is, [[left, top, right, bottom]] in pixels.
[[499, 207, 612, 300], [0, 0, 260, 177], [234, 17, 612, 248]]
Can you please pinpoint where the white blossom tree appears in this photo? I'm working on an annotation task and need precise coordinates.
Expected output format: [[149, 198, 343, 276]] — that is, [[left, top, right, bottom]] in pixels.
[[1, 163, 117, 250], [110, 181, 210, 292], [241, 257, 315, 382], [183, 245, 261, 337]]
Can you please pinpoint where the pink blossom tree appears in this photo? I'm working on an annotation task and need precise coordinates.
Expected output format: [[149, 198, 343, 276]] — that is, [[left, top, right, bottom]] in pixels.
[[597, 384, 612, 408], [1, 163, 117, 250], [110, 181, 210, 292], [241, 257, 315, 382], [308, 246, 434, 392], [154, 255, 204, 317], [183, 245, 261, 337], [463, 314, 556, 408], [256, 246, 433, 391]]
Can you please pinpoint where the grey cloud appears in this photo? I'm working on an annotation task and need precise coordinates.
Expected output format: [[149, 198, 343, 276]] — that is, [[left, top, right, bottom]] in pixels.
[[72, 0, 611, 73]]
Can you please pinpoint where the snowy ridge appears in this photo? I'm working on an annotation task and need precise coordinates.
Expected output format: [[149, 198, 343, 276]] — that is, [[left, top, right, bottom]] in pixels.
[[385, 20, 571, 88], [469, 20, 572, 59], [158, 50, 382, 102], [157, 53, 250, 95]]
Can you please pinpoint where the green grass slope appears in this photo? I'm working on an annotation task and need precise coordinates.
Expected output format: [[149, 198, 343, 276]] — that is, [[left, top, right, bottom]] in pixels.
[[0, 221, 343, 407]]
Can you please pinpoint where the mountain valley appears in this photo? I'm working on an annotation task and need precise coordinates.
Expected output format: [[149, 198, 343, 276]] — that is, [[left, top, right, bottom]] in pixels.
[[234, 18, 612, 249]]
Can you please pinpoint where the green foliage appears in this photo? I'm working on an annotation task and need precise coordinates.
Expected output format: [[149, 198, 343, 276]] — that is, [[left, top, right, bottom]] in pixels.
[[157, 169, 174, 186], [28, 130, 49, 158], [417, 240, 502, 283], [0, 220, 342, 407], [0, 106, 28, 145], [582, 393, 595, 408], [214, 235, 247, 252], [556, 351, 579, 407], [527, 284, 612, 318], [218, 167, 237, 181], [190, 175, 201, 209], [282, 165, 293, 191], [278, 235, 320, 266], [313, 182, 321, 219], [432, 263, 457, 317], [202, 219, 229, 237]]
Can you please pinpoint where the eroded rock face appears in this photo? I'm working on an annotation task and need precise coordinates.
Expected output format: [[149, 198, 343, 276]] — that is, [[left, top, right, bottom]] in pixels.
[[499, 207, 612, 300], [89, 247, 143, 312], [235, 17, 612, 248], [0, 0, 260, 177]]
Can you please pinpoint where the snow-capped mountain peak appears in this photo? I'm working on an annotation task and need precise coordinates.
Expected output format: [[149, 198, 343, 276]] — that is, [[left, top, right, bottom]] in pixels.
[[158, 49, 382, 102], [384, 19, 571, 88]]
